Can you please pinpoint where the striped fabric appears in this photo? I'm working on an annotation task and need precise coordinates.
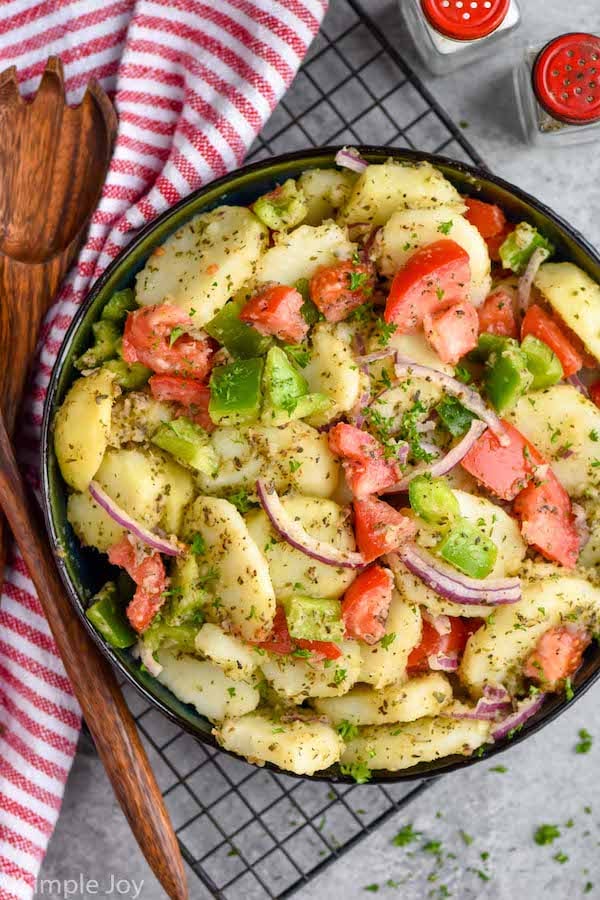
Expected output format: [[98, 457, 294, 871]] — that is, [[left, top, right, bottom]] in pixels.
[[0, 2, 326, 896]]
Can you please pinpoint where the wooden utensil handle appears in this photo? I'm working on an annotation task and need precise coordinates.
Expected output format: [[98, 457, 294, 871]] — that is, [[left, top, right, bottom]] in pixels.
[[0, 415, 188, 900]]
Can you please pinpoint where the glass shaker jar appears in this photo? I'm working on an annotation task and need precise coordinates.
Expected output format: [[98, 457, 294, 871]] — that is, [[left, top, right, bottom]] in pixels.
[[514, 33, 600, 146], [401, 0, 522, 75]]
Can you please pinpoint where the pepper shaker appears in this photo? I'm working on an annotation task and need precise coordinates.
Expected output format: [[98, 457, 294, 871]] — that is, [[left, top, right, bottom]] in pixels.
[[401, 0, 522, 75], [514, 33, 600, 146]]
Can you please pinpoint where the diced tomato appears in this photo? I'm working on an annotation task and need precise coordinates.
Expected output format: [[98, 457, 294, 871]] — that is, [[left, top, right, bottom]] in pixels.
[[423, 299, 478, 365], [478, 288, 518, 338], [464, 198, 507, 239], [296, 639, 342, 660], [524, 626, 590, 687], [107, 536, 167, 632], [328, 423, 400, 498], [254, 606, 293, 654], [384, 240, 471, 332], [342, 565, 394, 644], [149, 374, 214, 432], [253, 607, 341, 659], [513, 469, 579, 568], [309, 259, 375, 324], [122, 304, 214, 379], [521, 304, 583, 377], [407, 617, 471, 673], [461, 421, 542, 501], [353, 497, 417, 563], [486, 224, 513, 263], [590, 380, 600, 408], [239, 283, 308, 344]]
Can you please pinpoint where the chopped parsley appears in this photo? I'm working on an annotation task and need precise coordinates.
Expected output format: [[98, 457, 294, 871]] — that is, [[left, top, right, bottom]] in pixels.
[[227, 489, 255, 515], [400, 399, 437, 462], [349, 270, 369, 291], [227, 687, 236, 697], [375, 318, 398, 347], [333, 667, 347, 685], [437, 220, 454, 235], [289, 459, 302, 473], [380, 632, 396, 650], [575, 728, 593, 753], [534, 824, 560, 845], [190, 532, 206, 556], [454, 364, 472, 384], [169, 326, 185, 346], [590, 430, 599, 442], [392, 824, 421, 846], [292, 648, 311, 658], [565, 677, 575, 701], [336, 720, 359, 741], [436, 395, 476, 437], [348, 301, 373, 324], [340, 761, 372, 784]]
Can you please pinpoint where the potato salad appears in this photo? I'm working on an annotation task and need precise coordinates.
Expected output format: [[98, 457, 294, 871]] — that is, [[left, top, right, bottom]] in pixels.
[[54, 152, 600, 779]]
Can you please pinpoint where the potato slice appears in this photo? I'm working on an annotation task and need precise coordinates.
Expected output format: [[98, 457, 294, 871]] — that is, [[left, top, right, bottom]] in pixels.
[[507, 384, 600, 497], [534, 262, 600, 362], [376, 206, 491, 305], [214, 712, 343, 775], [255, 220, 355, 286], [459, 565, 600, 696], [156, 652, 259, 720], [303, 323, 362, 426], [359, 591, 422, 689], [245, 496, 356, 600], [313, 673, 452, 726], [259, 640, 361, 701], [341, 717, 490, 771], [54, 368, 118, 492], [135, 206, 268, 324], [195, 623, 257, 682], [338, 160, 464, 226], [183, 496, 275, 641], [298, 168, 357, 225]]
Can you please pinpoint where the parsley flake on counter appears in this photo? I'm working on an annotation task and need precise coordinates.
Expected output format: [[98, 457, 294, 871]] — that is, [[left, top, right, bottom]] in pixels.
[[363, 885, 379, 893], [553, 851, 569, 864], [392, 824, 421, 846], [534, 824, 560, 845], [490, 765, 508, 773], [575, 728, 593, 753], [460, 831, 473, 846]]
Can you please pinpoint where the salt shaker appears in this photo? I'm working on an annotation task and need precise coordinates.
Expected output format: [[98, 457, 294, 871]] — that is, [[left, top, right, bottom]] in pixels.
[[401, 0, 522, 75], [514, 33, 600, 146]]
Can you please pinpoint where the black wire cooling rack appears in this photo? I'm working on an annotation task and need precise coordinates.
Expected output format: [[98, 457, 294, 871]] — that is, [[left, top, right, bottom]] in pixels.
[[117, 2, 484, 897]]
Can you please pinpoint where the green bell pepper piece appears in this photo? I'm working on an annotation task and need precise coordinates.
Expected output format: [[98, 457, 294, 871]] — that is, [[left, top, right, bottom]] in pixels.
[[436, 396, 477, 437], [471, 332, 517, 363], [295, 277, 323, 326], [252, 178, 307, 231], [499, 222, 554, 275], [283, 595, 344, 642], [152, 417, 218, 473], [409, 474, 460, 528], [485, 345, 533, 414], [261, 346, 330, 424], [438, 519, 498, 579], [205, 297, 273, 358], [101, 288, 137, 324], [521, 334, 564, 390], [209, 357, 264, 425], [75, 320, 121, 370], [141, 620, 200, 655], [85, 582, 136, 649], [103, 358, 151, 390]]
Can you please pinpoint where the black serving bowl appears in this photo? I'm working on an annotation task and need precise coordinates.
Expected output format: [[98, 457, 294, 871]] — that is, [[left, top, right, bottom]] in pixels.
[[41, 147, 600, 782]]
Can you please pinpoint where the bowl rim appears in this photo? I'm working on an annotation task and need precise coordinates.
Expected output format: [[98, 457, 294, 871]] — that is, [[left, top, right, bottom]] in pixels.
[[41, 145, 600, 784]]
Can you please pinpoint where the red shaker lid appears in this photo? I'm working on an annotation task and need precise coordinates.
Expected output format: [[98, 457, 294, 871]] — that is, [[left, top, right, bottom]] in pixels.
[[420, 0, 510, 42], [533, 33, 600, 125]]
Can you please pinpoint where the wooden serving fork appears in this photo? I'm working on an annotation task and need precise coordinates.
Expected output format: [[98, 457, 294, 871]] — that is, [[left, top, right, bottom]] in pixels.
[[0, 58, 188, 899]]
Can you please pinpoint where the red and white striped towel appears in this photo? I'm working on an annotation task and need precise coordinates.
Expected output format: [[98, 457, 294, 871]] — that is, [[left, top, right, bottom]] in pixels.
[[0, 2, 326, 896]]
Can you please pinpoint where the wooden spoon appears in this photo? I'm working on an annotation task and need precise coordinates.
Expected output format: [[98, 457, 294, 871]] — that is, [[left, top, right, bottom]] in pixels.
[[0, 57, 115, 577], [0, 59, 188, 899]]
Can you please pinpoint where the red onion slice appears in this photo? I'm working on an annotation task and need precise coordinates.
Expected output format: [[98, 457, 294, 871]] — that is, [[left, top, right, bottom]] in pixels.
[[394, 359, 509, 446], [387, 545, 521, 606], [572, 503, 590, 551], [256, 480, 366, 569], [355, 349, 396, 365], [382, 419, 488, 493], [422, 610, 452, 636], [89, 481, 186, 557], [449, 684, 512, 721], [428, 652, 458, 672], [335, 147, 368, 173], [518, 246, 550, 316], [567, 374, 590, 399], [491, 692, 547, 741]]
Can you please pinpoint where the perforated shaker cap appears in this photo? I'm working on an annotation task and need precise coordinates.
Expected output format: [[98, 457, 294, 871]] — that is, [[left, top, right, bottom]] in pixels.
[[420, 0, 510, 42], [533, 33, 600, 125]]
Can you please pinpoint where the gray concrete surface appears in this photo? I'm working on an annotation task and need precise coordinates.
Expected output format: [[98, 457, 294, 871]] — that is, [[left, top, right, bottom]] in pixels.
[[34, 0, 600, 897]]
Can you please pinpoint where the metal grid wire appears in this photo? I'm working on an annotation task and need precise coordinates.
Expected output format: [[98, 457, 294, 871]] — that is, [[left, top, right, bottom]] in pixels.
[[119, 2, 484, 897]]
